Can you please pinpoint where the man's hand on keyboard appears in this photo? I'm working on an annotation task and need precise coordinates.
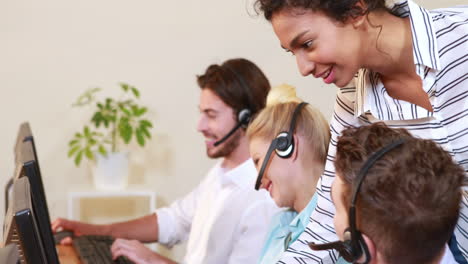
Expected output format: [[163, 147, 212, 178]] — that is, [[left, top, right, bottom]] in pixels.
[[51, 218, 109, 244], [111, 238, 177, 264]]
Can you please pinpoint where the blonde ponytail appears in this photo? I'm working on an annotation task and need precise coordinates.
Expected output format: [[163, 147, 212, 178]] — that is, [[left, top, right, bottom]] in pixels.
[[266, 84, 302, 107]]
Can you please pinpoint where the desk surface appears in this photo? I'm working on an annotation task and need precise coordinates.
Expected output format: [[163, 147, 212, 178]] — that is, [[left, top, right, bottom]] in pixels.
[[57, 245, 81, 264], [0, 244, 81, 264]]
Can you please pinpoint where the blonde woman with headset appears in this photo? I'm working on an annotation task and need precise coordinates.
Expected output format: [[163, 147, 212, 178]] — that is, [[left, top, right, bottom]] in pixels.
[[247, 84, 345, 264]]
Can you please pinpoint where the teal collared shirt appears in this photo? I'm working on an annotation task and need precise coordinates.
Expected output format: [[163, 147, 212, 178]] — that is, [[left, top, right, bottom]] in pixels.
[[258, 193, 350, 264], [258, 194, 318, 264]]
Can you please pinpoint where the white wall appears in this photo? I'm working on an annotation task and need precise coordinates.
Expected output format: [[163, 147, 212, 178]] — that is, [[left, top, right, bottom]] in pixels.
[[0, 0, 465, 261]]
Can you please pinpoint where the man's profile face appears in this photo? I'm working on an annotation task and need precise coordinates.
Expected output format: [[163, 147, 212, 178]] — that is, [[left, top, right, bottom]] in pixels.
[[331, 175, 349, 241], [197, 88, 241, 158]]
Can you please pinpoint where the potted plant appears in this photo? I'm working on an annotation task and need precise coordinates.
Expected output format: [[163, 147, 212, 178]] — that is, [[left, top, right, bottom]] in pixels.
[[68, 83, 153, 190]]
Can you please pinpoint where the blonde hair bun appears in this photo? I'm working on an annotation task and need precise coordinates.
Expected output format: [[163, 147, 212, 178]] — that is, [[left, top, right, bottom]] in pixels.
[[266, 83, 302, 106]]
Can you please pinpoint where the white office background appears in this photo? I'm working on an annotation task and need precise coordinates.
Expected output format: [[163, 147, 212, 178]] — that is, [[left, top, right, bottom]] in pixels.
[[0, 0, 465, 260]]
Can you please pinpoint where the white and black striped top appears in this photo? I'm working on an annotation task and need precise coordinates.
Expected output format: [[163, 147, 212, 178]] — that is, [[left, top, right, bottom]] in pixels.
[[279, 0, 468, 263]]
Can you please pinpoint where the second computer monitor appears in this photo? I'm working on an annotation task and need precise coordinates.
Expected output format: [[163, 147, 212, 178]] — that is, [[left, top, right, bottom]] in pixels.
[[3, 177, 48, 264], [12, 140, 59, 264]]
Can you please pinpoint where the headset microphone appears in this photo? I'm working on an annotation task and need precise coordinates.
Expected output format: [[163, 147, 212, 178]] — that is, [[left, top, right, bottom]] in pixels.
[[214, 109, 251, 147]]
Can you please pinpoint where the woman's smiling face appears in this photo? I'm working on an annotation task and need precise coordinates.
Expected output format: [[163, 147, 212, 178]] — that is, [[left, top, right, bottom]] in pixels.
[[271, 8, 364, 87], [250, 137, 297, 208]]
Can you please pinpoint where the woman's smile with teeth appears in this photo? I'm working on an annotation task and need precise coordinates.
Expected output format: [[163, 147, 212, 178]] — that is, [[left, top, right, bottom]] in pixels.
[[322, 68, 331, 79]]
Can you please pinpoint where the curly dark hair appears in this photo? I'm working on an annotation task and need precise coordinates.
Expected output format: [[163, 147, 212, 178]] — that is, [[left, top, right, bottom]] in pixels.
[[335, 122, 465, 264], [255, 0, 389, 22], [197, 58, 271, 118]]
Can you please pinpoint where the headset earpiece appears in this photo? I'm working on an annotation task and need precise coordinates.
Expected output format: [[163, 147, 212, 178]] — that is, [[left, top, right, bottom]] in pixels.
[[275, 132, 293, 158], [238, 109, 251, 127], [213, 108, 251, 147], [343, 228, 363, 261], [353, 230, 371, 263], [273, 102, 308, 159]]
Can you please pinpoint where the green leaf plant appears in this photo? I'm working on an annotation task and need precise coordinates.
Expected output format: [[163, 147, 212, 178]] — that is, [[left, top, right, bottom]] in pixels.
[[68, 83, 153, 166]]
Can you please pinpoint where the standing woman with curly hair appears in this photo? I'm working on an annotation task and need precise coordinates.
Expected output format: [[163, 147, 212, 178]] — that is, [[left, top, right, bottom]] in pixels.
[[255, 0, 468, 263]]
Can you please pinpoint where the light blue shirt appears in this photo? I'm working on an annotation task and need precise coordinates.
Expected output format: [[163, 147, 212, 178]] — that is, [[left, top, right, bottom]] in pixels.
[[258, 193, 350, 264], [258, 194, 318, 264]]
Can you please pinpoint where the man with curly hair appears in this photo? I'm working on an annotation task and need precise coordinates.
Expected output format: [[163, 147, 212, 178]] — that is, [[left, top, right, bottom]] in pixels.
[[326, 123, 464, 264]]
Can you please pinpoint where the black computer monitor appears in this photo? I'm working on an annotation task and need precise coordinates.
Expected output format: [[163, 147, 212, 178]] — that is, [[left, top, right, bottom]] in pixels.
[[0, 244, 20, 264], [3, 177, 47, 264], [5, 122, 37, 213], [14, 122, 34, 164], [12, 140, 59, 264]]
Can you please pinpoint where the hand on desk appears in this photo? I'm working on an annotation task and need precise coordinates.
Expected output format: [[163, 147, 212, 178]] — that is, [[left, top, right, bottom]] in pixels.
[[111, 239, 177, 264]]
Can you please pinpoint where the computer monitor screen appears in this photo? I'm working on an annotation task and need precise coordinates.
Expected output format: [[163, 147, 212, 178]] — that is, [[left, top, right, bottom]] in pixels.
[[3, 177, 47, 264], [12, 140, 59, 264]]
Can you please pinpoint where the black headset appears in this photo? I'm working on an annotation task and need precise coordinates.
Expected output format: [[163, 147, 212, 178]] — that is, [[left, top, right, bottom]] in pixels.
[[213, 64, 253, 147], [254, 102, 308, 190], [309, 138, 405, 264]]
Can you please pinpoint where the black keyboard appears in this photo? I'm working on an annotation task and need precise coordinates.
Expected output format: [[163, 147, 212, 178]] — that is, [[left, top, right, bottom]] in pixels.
[[72, 235, 134, 264]]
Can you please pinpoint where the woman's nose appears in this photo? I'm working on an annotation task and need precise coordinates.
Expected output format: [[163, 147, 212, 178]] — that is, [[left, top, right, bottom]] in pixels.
[[297, 54, 316, 77]]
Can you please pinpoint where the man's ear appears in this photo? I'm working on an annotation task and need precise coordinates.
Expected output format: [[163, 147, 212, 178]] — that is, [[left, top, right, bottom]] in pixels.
[[362, 234, 378, 264]]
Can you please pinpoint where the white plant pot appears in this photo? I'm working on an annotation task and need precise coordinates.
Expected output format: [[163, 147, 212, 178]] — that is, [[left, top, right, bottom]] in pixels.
[[92, 152, 129, 191]]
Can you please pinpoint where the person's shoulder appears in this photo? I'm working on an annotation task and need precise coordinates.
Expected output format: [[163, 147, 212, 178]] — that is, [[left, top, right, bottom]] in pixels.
[[429, 6, 468, 89], [240, 195, 281, 227], [194, 161, 224, 188], [242, 189, 280, 214], [430, 5, 468, 34], [237, 158, 257, 175], [430, 5, 468, 18]]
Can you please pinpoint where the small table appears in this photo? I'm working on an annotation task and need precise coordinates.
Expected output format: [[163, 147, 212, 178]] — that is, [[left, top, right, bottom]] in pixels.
[[68, 190, 156, 222]]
